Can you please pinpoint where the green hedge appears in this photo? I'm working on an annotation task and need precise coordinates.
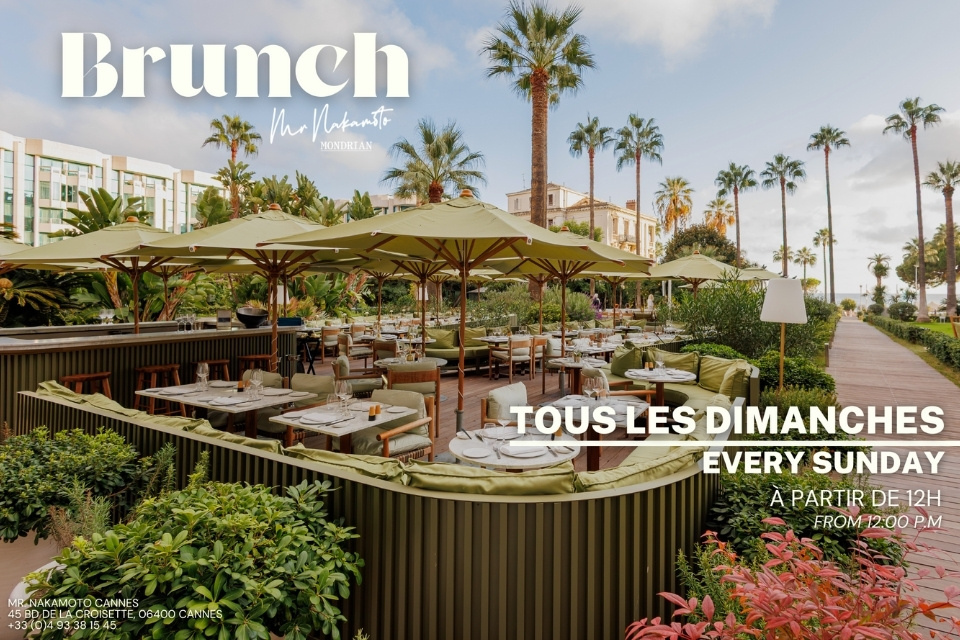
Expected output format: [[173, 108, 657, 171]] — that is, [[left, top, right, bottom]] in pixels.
[[866, 316, 960, 370]]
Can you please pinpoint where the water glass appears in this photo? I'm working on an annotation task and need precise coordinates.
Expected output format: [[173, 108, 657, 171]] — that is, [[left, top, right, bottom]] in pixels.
[[655, 359, 665, 372], [250, 369, 263, 400], [196, 362, 209, 392]]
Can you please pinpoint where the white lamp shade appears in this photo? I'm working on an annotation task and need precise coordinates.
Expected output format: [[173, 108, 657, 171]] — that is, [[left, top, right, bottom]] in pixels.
[[760, 279, 807, 324]]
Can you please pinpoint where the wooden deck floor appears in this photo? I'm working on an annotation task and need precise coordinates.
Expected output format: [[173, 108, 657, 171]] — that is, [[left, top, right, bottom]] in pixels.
[[827, 318, 960, 634]]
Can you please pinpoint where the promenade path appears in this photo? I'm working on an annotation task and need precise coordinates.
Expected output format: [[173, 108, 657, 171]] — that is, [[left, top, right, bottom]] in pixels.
[[828, 317, 960, 635]]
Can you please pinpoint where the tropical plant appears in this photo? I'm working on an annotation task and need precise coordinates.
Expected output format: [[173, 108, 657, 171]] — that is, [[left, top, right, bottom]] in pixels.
[[257, 174, 295, 211], [812, 227, 832, 299], [213, 159, 255, 219], [794, 246, 817, 289], [867, 253, 890, 290], [884, 97, 945, 322], [382, 118, 486, 203], [347, 190, 377, 221], [702, 196, 735, 235], [808, 125, 850, 303], [840, 298, 857, 311], [714, 163, 757, 268], [0, 271, 70, 326], [1, 221, 17, 240], [615, 115, 663, 293], [662, 224, 739, 265], [483, 0, 595, 226], [201, 114, 262, 164], [773, 245, 794, 267], [655, 177, 694, 237], [923, 160, 960, 316], [290, 170, 321, 218], [549, 221, 601, 242], [304, 198, 347, 226], [760, 154, 806, 277], [568, 114, 614, 240], [194, 186, 230, 229]]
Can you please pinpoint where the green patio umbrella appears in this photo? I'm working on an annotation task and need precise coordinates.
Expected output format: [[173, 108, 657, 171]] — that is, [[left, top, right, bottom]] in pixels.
[[8, 217, 183, 333], [0, 238, 29, 275], [132, 204, 352, 371], [647, 251, 745, 296], [266, 191, 615, 430]]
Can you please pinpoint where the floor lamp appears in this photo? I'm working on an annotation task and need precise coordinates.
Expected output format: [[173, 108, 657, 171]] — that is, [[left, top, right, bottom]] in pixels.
[[760, 279, 808, 392]]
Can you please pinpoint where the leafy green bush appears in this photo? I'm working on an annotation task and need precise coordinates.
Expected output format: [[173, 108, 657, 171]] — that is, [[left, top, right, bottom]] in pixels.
[[751, 351, 836, 392], [0, 428, 140, 542], [887, 302, 918, 322], [867, 303, 885, 315], [681, 342, 747, 359], [756, 386, 862, 455], [840, 298, 857, 311], [708, 470, 898, 566], [867, 316, 960, 370], [28, 478, 364, 640], [467, 283, 594, 326]]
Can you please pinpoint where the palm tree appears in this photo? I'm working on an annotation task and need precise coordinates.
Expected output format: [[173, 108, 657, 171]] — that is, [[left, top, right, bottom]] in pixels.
[[347, 190, 377, 221], [0, 222, 16, 241], [304, 198, 346, 226], [714, 162, 758, 267], [213, 160, 255, 219], [202, 114, 262, 164], [194, 187, 230, 229], [568, 115, 614, 240], [654, 177, 694, 238], [867, 253, 890, 289], [773, 245, 794, 269], [923, 160, 960, 316], [812, 228, 832, 300], [794, 246, 817, 290], [0, 271, 68, 326], [703, 196, 735, 235], [884, 97, 945, 322], [483, 0, 595, 227], [760, 154, 806, 277], [381, 118, 486, 203], [257, 175, 295, 210], [807, 126, 850, 304], [615, 116, 663, 250], [290, 171, 321, 218]]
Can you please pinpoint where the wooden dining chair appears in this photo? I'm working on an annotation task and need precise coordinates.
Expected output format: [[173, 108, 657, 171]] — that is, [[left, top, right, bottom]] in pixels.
[[319, 327, 340, 363], [489, 337, 533, 383], [386, 361, 442, 437]]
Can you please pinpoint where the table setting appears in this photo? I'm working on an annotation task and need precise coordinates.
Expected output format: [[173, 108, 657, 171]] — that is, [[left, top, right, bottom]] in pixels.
[[448, 423, 580, 470]]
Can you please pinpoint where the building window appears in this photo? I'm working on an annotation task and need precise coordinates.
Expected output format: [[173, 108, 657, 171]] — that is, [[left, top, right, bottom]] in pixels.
[[39, 181, 51, 200], [548, 194, 554, 206], [94, 166, 102, 187], [514, 198, 518, 210], [61, 184, 78, 204], [40, 208, 63, 224]]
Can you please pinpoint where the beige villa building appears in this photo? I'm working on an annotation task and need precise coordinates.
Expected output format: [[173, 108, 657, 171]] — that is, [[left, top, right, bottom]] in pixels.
[[505, 183, 657, 260]]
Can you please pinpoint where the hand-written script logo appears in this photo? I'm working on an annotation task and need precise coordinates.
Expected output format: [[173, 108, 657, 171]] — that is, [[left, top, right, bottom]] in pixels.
[[61, 33, 409, 98], [270, 106, 393, 144]]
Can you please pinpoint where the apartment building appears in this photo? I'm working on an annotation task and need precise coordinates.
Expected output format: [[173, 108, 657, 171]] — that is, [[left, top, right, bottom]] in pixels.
[[505, 183, 657, 259], [0, 130, 223, 246]]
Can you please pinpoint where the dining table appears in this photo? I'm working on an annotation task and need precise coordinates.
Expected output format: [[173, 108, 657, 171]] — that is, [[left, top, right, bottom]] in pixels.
[[448, 426, 580, 470], [541, 394, 650, 470], [136, 382, 317, 445], [373, 356, 448, 369], [548, 356, 607, 395], [623, 367, 697, 406], [268, 399, 418, 453]]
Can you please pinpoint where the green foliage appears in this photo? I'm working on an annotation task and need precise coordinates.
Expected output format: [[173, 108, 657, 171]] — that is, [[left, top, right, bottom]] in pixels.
[[896, 224, 960, 288], [662, 223, 739, 264], [54, 188, 150, 238], [347, 190, 377, 221], [28, 480, 363, 640], [47, 478, 113, 550], [708, 470, 896, 566], [194, 186, 231, 228], [867, 303, 885, 315], [549, 221, 602, 242], [466, 283, 595, 327], [887, 301, 917, 321], [755, 386, 861, 456], [751, 351, 836, 392], [680, 342, 746, 360], [0, 428, 139, 542], [867, 315, 960, 370], [840, 298, 857, 311], [0, 270, 72, 327], [676, 540, 745, 624]]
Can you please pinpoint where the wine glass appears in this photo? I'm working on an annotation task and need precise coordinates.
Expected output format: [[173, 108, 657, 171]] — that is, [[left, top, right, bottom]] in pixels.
[[196, 362, 209, 392], [655, 358, 665, 373], [335, 380, 353, 415], [105, 308, 115, 323], [250, 368, 263, 400], [582, 376, 598, 402]]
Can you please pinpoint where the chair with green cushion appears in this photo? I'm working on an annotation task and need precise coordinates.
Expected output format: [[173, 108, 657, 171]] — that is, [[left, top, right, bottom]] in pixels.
[[290, 373, 335, 408], [351, 390, 436, 461], [372, 338, 399, 361], [480, 381, 529, 425], [542, 337, 566, 393], [337, 333, 372, 367], [331, 355, 383, 397], [386, 360, 441, 434], [490, 336, 532, 383]]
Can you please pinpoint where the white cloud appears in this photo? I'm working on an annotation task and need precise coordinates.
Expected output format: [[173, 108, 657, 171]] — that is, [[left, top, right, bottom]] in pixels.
[[576, 0, 776, 61]]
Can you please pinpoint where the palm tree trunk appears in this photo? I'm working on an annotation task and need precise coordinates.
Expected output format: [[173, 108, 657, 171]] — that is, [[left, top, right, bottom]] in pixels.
[[733, 186, 741, 268], [946, 187, 957, 316], [231, 141, 238, 164], [588, 149, 595, 296], [824, 148, 836, 303], [911, 128, 930, 322], [428, 181, 443, 204], [822, 246, 828, 301], [529, 71, 549, 228], [634, 151, 643, 305], [780, 179, 789, 277], [104, 272, 123, 309]]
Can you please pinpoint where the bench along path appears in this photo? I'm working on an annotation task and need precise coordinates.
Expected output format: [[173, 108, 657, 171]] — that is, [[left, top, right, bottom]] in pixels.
[[828, 317, 960, 634]]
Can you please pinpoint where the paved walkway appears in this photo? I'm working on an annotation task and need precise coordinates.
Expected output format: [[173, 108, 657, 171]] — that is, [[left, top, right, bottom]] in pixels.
[[828, 318, 960, 635]]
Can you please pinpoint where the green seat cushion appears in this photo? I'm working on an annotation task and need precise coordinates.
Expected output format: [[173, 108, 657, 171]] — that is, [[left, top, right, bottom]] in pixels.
[[486, 325, 509, 336], [627, 319, 647, 328], [610, 342, 644, 377], [574, 449, 700, 492], [698, 356, 734, 393], [596, 319, 614, 329], [290, 373, 335, 408], [426, 328, 457, 349], [463, 326, 488, 348], [486, 382, 528, 420], [188, 424, 283, 454], [335, 355, 351, 378], [622, 433, 686, 466], [543, 322, 560, 332], [139, 415, 209, 430], [526, 323, 543, 335], [690, 394, 732, 439], [351, 429, 432, 457], [404, 460, 576, 495], [647, 348, 699, 379], [564, 322, 580, 331], [283, 443, 405, 482], [242, 369, 283, 388], [424, 347, 487, 360], [719, 360, 752, 400]]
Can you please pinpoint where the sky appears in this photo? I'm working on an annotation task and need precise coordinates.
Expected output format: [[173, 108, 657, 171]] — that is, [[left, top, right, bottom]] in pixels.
[[2, 0, 960, 296]]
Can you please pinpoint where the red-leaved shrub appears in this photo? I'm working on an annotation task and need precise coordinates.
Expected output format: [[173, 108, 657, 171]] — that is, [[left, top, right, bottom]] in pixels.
[[627, 509, 960, 639]]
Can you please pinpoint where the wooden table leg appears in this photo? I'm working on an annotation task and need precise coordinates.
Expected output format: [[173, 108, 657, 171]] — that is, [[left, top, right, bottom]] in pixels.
[[655, 382, 665, 407], [571, 368, 582, 395], [340, 433, 353, 454], [587, 426, 601, 471], [245, 410, 258, 438], [284, 425, 293, 448]]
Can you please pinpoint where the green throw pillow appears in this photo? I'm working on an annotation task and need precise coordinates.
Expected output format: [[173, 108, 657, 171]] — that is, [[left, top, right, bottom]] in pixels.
[[404, 460, 575, 495], [485, 382, 528, 420], [463, 326, 488, 348], [283, 443, 406, 482], [698, 355, 733, 393], [718, 360, 752, 400], [647, 347, 699, 378], [426, 328, 456, 349], [574, 449, 700, 492], [610, 341, 644, 377]]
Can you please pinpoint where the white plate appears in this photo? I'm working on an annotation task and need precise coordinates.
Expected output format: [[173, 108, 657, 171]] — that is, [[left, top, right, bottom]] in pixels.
[[461, 447, 491, 459], [209, 380, 236, 388], [478, 426, 523, 440], [159, 387, 193, 395], [288, 391, 311, 397], [349, 401, 375, 411], [144, 388, 162, 393], [501, 445, 547, 458], [300, 412, 341, 425], [261, 388, 291, 396], [208, 397, 247, 406], [385, 406, 408, 414]]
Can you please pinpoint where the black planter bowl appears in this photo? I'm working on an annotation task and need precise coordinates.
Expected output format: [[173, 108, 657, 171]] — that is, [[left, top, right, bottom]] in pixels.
[[236, 307, 268, 329]]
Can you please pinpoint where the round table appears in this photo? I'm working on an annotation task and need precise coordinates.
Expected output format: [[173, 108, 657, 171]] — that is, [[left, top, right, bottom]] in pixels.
[[374, 356, 448, 368], [549, 357, 607, 395], [624, 368, 697, 406], [448, 430, 580, 470]]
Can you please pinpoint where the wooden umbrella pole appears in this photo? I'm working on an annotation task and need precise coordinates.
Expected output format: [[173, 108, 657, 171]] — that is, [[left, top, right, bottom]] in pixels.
[[560, 277, 567, 356], [282, 272, 288, 317], [130, 257, 141, 334], [420, 275, 427, 352], [457, 264, 467, 431], [270, 272, 279, 373], [539, 281, 544, 335], [377, 276, 384, 325]]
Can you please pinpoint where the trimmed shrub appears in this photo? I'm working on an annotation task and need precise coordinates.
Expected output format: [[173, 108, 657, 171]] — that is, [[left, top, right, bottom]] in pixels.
[[751, 351, 836, 392], [867, 303, 885, 315], [680, 342, 747, 360], [867, 316, 960, 370], [887, 302, 918, 321]]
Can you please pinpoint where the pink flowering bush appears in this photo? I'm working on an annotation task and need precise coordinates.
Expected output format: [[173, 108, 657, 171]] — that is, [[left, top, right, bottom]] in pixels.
[[627, 510, 960, 640]]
